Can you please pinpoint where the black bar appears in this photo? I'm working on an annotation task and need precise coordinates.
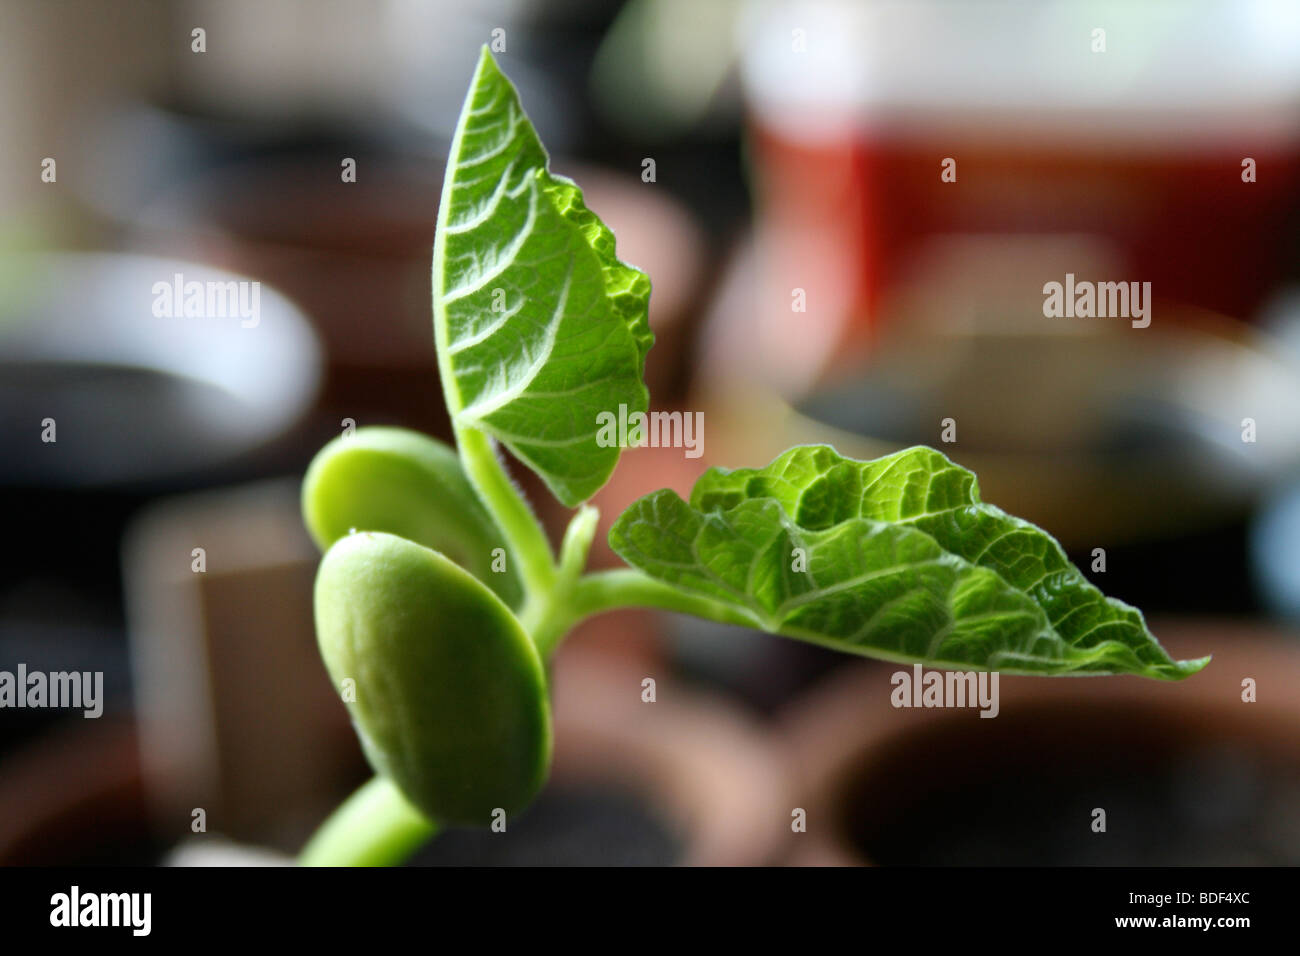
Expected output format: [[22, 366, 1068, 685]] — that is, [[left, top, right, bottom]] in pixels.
[[0, 866, 1280, 943]]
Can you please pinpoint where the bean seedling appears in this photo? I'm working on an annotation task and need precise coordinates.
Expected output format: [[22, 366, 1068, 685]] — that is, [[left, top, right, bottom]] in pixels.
[[298, 49, 1208, 866]]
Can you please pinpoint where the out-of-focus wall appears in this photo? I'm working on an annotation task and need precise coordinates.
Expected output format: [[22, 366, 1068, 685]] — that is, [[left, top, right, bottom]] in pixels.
[[0, 1, 169, 233]]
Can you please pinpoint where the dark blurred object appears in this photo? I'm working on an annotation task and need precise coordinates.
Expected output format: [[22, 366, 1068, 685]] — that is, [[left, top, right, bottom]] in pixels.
[[0, 625, 132, 758], [0, 253, 320, 487], [409, 785, 681, 866], [0, 716, 156, 865], [778, 621, 1299, 865]]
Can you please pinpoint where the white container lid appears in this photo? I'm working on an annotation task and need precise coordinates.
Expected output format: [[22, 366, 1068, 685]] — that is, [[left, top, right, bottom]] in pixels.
[[740, 0, 1300, 148]]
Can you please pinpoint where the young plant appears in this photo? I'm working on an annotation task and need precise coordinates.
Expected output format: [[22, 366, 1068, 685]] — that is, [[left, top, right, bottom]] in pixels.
[[298, 49, 1209, 866]]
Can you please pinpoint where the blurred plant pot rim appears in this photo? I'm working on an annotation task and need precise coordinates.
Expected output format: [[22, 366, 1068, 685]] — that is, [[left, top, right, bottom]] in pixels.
[[0, 253, 321, 487], [546, 648, 788, 866], [776, 623, 1298, 865]]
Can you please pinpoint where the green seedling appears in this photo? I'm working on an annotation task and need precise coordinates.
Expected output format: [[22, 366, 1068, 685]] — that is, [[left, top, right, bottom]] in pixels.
[[299, 48, 1208, 866]]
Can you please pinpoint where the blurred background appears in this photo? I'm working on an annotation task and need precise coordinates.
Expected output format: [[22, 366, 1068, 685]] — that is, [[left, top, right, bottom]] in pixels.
[[2, 0, 1300, 866]]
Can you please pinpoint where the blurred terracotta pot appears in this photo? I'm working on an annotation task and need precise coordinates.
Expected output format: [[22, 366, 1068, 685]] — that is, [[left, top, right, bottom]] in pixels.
[[541, 644, 788, 866], [775, 622, 1300, 865]]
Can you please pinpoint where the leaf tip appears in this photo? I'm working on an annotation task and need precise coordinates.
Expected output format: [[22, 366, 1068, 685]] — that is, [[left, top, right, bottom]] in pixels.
[[1171, 654, 1212, 678], [1142, 653, 1212, 680], [473, 43, 505, 84]]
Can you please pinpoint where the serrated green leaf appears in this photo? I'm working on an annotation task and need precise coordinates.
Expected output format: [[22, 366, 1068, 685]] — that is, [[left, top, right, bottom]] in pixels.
[[433, 48, 652, 507], [610, 445, 1209, 679]]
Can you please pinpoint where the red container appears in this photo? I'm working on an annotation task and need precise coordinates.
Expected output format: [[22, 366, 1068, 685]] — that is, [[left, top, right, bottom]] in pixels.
[[740, 1, 1300, 365]]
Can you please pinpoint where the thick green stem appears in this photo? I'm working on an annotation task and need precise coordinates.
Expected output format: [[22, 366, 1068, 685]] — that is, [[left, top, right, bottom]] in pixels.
[[524, 506, 598, 657], [453, 425, 556, 604], [299, 776, 438, 867]]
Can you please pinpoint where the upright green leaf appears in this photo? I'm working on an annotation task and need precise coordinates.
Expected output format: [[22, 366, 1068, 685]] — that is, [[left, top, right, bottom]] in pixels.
[[610, 445, 1209, 679], [433, 47, 652, 507]]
